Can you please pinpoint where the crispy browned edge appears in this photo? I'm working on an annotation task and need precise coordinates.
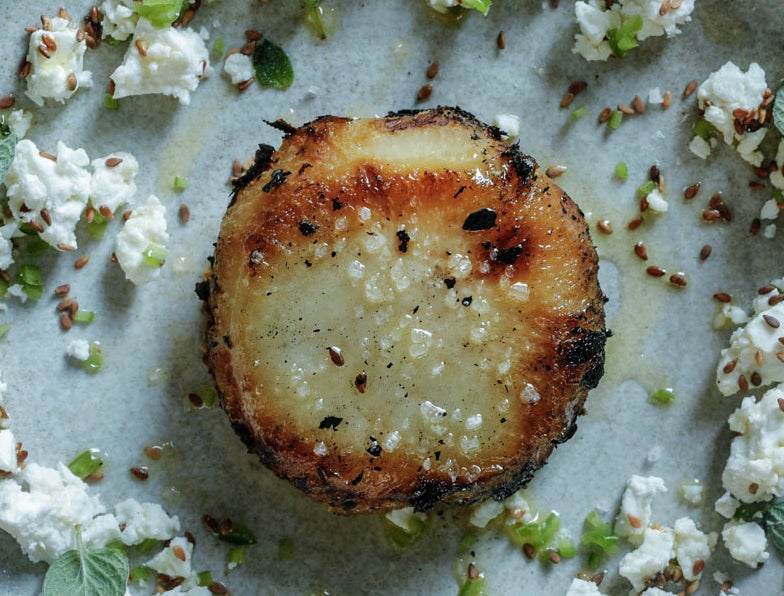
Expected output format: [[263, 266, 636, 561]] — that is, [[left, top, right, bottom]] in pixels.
[[196, 106, 608, 513]]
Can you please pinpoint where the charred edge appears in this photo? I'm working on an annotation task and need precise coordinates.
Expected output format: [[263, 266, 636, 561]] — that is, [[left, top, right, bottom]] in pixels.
[[411, 477, 457, 512], [561, 326, 607, 390], [194, 279, 210, 302], [262, 169, 291, 193], [264, 118, 297, 137], [490, 459, 543, 501], [384, 105, 489, 134], [231, 144, 275, 196], [503, 149, 536, 184]]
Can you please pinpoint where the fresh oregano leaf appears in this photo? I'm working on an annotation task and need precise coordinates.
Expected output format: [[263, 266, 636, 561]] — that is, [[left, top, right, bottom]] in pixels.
[[253, 39, 294, 90], [42, 529, 129, 596], [772, 83, 784, 137], [764, 500, 784, 560], [0, 118, 16, 185], [460, 0, 492, 15]]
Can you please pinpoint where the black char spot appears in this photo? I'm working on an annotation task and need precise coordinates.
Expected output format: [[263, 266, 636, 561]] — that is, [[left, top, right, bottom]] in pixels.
[[366, 436, 382, 457], [299, 221, 318, 236], [444, 278, 456, 289], [318, 416, 343, 430], [496, 243, 524, 264], [262, 168, 291, 193], [462, 208, 497, 231], [396, 229, 411, 253]]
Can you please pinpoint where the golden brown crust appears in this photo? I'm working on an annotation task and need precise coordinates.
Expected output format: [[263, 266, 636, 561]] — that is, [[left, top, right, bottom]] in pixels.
[[201, 107, 606, 513]]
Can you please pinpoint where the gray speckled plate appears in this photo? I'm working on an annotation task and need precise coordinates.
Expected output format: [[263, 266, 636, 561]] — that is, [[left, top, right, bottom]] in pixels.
[[1, 1, 783, 594]]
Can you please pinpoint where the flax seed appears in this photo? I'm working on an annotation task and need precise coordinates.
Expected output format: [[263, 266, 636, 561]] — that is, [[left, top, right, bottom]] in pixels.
[[686, 580, 700, 595], [596, 220, 613, 234], [180, 8, 195, 27], [144, 445, 163, 460], [628, 514, 642, 528], [646, 266, 666, 278], [122, 210, 132, 221], [173, 545, 186, 561], [669, 273, 688, 287], [699, 244, 712, 261], [751, 371, 762, 386], [523, 543, 536, 559], [202, 514, 219, 533], [41, 35, 57, 51], [764, 314, 781, 328], [37, 44, 52, 59], [188, 392, 204, 408], [659, 0, 671, 16], [39, 208, 52, 226], [755, 350, 764, 367], [245, 29, 263, 41], [752, 165, 770, 179], [496, 31, 506, 50], [105, 156, 123, 168], [599, 107, 612, 123], [569, 81, 588, 95], [74, 256, 90, 270], [617, 103, 634, 115], [179, 204, 191, 223], [219, 518, 232, 536], [758, 284, 775, 295], [714, 292, 732, 303], [662, 91, 672, 109], [417, 84, 433, 101], [208, 583, 228, 595], [66, 72, 78, 91], [634, 242, 648, 260], [633, 95, 645, 113], [54, 284, 70, 297], [39, 150, 56, 162], [769, 295, 784, 306], [41, 15, 52, 30], [547, 549, 560, 564], [240, 40, 257, 55], [19, 60, 32, 79], [778, 398, 784, 412], [76, 28, 86, 42], [57, 297, 75, 312], [750, 218, 761, 236], [426, 61, 439, 79], [546, 165, 567, 178], [560, 92, 575, 109], [627, 216, 643, 230], [135, 39, 148, 57], [328, 346, 345, 366], [130, 466, 149, 480], [683, 182, 700, 199], [28, 220, 44, 233], [738, 375, 749, 393], [467, 563, 480, 580], [98, 205, 113, 220], [749, 482, 759, 495], [683, 79, 698, 98], [60, 312, 72, 330], [236, 78, 253, 91], [702, 209, 720, 222], [84, 472, 104, 483], [0, 95, 14, 109]]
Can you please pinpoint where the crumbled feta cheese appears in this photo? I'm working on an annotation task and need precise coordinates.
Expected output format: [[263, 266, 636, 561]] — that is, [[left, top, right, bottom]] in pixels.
[[714, 492, 740, 519], [223, 53, 254, 85], [4, 139, 91, 250], [0, 463, 105, 563], [640, 588, 670, 596], [618, 527, 675, 592], [645, 188, 668, 213], [764, 223, 777, 239], [673, 517, 716, 581], [492, 114, 521, 140], [6, 110, 32, 139], [0, 429, 19, 475], [110, 19, 212, 105], [114, 498, 180, 545], [695, 62, 768, 166], [688, 135, 713, 160], [614, 475, 667, 545], [565, 577, 606, 595], [90, 152, 139, 213], [81, 513, 122, 548], [146, 536, 193, 579], [66, 339, 91, 361], [721, 385, 784, 502], [0, 222, 17, 270], [115, 194, 169, 285], [469, 498, 504, 528], [679, 479, 704, 506], [25, 16, 92, 106], [716, 296, 784, 396], [721, 520, 769, 568], [713, 302, 750, 329], [760, 200, 779, 220], [160, 587, 213, 596], [385, 506, 427, 533], [573, 0, 694, 61], [99, 0, 138, 42]]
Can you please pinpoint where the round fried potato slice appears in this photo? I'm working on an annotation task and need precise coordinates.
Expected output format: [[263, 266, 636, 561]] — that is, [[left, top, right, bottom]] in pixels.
[[201, 107, 606, 513]]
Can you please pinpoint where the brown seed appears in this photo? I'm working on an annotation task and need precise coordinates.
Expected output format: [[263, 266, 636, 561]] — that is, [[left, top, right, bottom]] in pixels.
[[208, 583, 229, 595], [546, 165, 567, 178], [122, 210, 133, 221], [749, 482, 759, 495], [188, 392, 204, 408], [39, 208, 52, 226], [27, 220, 44, 233], [105, 156, 123, 168], [754, 350, 764, 367], [74, 256, 90, 270], [185, 531, 196, 545], [627, 216, 643, 230], [634, 242, 648, 261], [764, 314, 781, 329], [738, 375, 749, 393], [144, 445, 163, 460], [179, 204, 191, 223], [66, 72, 78, 91], [84, 472, 104, 483], [698, 244, 712, 261], [713, 292, 732, 303], [135, 39, 148, 57], [496, 31, 506, 50], [39, 150, 57, 162], [98, 205, 113, 220], [671, 566, 683, 583], [54, 284, 70, 297], [59, 312, 72, 330], [590, 571, 605, 586], [240, 40, 257, 55], [599, 107, 613, 123], [76, 28, 86, 42], [568, 81, 588, 95], [628, 514, 642, 528], [617, 103, 634, 115], [219, 518, 232, 535], [750, 218, 761, 236], [683, 182, 701, 199], [702, 209, 721, 222], [0, 95, 14, 109], [659, 0, 671, 15], [201, 514, 219, 533], [778, 398, 784, 412], [355, 371, 367, 393], [328, 346, 345, 366], [57, 243, 76, 252], [669, 274, 688, 288], [426, 61, 439, 79], [683, 79, 698, 98], [753, 165, 770, 179], [662, 90, 672, 109], [649, 164, 661, 184], [596, 220, 613, 234], [245, 30, 263, 41], [417, 84, 433, 101], [236, 78, 254, 92], [758, 284, 775, 295], [41, 34, 57, 51], [633, 95, 645, 113], [57, 297, 75, 312], [547, 549, 560, 564], [172, 545, 186, 561], [769, 295, 784, 306], [751, 371, 762, 386], [522, 543, 536, 559], [179, 8, 195, 27], [19, 60, 32, 79], [646, 265, 666, 278], [671, 0, 683, 7], [130, 466, 149, 480], [720, 580, 734, 593], [467, 562, 480, 580], [560, 92, 575, 109]]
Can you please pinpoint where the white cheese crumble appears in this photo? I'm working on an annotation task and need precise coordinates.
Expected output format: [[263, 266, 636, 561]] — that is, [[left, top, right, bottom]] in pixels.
[[618, 527, 674, 592], [492, 113, 521, 140], [146, 535, 194, 580], [110, 18, 212, 105], [25, 16, 92, 106], [721, 520, 769, 568], [114, 498, 180, 545], [90, 152, 139, 213], [565, 577, 606, 595], [4, 139, 91, 250], [721, 384, 784, 503], [223, 53, 254, 85], [385, 506, 427, 533], [115, 194, 169, 285], [6, 109, 33, 139], [645, 188, 668, 213], [0, 463, 106, 563], [714, 492, 740, 519], [0, 428, 19, 476], [716, 285, 784, 396], [66, 338, 91, 361], [99, 0, 138, 42], [613, 475, 667, 545], [673, 517, 716, 581], [573, 0, 695, 62], [0, 222, 17, 270], [692, 62, 769, 166]]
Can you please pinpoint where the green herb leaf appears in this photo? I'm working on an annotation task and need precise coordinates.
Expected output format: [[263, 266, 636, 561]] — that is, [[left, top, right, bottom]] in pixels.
[[67, 449, 103, 480], [277, 538, 294, 561], [142, 244, 167, 268], [765, 501, 784, 560], [0, 119, 16, 185], [773, 84, 784, 137], [614, 161, 629, 182], [606, 14, 643, 59], [458, 576, 486, 596], [305, 0, 328, 40], [134, 0, 187, 29], [82, 343, 103, 375], [459, 0, 492, 15], [43, 530, 129, 596], [103, 94, 120, 110], [649, 387, 675, 406], [213, 520, 257, 545], [253, 39, 294, 90]]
